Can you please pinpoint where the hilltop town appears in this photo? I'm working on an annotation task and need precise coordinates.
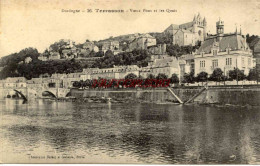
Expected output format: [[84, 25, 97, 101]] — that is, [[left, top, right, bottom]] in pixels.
[[0, 13, 260, 98]]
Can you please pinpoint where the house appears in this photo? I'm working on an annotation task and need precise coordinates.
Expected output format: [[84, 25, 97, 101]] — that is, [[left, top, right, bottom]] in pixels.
[[128, 33, 156, 51], [147, 55, 180, 78], [253, 39, 260, 79], [3, 77, 27, 88], [194, 18, 255, 76], [83, 41, 99, 52], [49, 52, 61, 60], [90, 65, 140, 79], [38, 55, 48, 61], [100, 41, 120, 53], [178, 54, 195, 80], [147, 44, 167, 55], [24, 57, 32, 64]]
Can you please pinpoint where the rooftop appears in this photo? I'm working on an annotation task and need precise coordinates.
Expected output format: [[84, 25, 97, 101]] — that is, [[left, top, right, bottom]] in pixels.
[[197, 33, 250, 54]]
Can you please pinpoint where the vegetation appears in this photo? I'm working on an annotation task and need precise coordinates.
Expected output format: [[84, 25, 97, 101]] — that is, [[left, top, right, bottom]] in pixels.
[[228, 68, 246, 81], [247, 68, 258, 81], [196, 72, 208, 83], [246, 34, 259, 50], [170, 74, 179, 84], [183, 71, 196, 83], [149, 32, 173, 44], [156, 73, 168, 80], [91, 49, 151, 68], [209, 68, 227, 82], [0, 56, 82, 80], [72, 73, 173, 89], [166, 43, 200, 57], [0, 48, 39, 67], [124, 73, 138, 79]]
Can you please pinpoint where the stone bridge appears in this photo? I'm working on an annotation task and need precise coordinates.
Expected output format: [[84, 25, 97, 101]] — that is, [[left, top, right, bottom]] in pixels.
[[0, 87, 71, 100]]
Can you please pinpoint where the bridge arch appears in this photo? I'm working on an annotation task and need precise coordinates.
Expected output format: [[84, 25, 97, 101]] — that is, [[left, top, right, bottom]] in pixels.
[[13, 89, 28, 101], [42, 91, 57, 98], [65, 92, 71, 97]]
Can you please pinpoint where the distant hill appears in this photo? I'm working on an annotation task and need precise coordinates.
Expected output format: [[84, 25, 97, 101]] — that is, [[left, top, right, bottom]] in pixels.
[[97, 33, 142, 43], [0, 48, 39, 67]]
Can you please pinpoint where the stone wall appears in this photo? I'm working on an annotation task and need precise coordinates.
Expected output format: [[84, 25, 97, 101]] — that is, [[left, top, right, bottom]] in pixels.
[[70, 87, 260, 106]]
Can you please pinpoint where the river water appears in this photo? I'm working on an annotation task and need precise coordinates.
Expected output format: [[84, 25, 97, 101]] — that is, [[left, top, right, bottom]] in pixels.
[[0, 99, 260, 164]]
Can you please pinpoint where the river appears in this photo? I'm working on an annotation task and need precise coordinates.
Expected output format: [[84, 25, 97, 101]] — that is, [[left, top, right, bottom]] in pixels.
[[0, 99, 260, 164]]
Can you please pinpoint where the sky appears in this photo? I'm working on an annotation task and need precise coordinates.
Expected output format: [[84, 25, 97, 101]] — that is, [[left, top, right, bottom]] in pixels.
[[0, 0, 260, 58]]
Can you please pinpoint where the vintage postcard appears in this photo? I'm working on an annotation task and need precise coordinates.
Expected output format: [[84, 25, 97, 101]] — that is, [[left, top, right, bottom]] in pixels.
[[0, 0, 260, 164]]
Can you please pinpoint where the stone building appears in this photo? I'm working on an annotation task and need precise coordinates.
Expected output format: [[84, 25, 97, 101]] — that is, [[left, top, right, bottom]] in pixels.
[[24, 57, 32, 64], [164, 13, 207, 46], [149, 55, 180, 78], [128, 34, 157, 51], [139, 55, 180, 78], [99, 41, 120, 53], [48, 52, 60, 60], [253, 39, 260, 80], [178, 54, 195, 80], [147, 44, 167, 55], [83, 41, 99, 52], [2, 77, 27, 88], [194, 19, 255, 76], [90, 65, 140, 79]]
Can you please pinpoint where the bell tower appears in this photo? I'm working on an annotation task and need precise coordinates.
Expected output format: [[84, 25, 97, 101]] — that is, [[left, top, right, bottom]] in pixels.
[[216, 18, 224, 41], [216, 18, 224, 35]]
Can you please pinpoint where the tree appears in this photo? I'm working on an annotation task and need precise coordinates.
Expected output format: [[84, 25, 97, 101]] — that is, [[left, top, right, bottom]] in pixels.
[[209, 68, 224, 82], [183, 71, 195, 83], [42, 49, 50, 58], [196, 72, 208, 82], [146, 74, 156, 79], [95, 51, 104, 57], [149, 32, 173, 44], [170, 73, 179, 84], [105, 50, 114, 57], [156, 73, 168, 80], [72, 81, 81, 88], [125, 73, 138, 80], [166, 44, 179, 57], [228, 68, 246, 81], [247, 68, 258, 81]]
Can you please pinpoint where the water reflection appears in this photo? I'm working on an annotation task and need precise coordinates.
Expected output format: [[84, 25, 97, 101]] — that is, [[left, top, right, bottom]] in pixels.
[[0, 99, 260, 164]]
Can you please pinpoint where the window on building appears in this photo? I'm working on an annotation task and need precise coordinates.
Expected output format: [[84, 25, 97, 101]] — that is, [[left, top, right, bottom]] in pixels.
[[48, 83, 56, 88], [212, 59, 218, 68], [248, 58, 251, 66], [213, 50, 218, 56], [226, 58, 232, 65], [198, 30, 202, 36], [200, 60, 205, 68], [242, 57, 245, 66]]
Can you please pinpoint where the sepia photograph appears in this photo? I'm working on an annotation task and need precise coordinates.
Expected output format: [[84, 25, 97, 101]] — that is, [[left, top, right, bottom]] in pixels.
[[0, 0, 260, 164]]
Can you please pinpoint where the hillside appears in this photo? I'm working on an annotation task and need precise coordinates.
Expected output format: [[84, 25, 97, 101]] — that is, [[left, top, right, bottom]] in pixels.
[[96, 32, 173, 45], [0, 48, 39, 67]]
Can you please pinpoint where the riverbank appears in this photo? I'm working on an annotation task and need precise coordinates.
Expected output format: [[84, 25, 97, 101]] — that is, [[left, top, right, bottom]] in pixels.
[[70, 86, 260, 106]]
